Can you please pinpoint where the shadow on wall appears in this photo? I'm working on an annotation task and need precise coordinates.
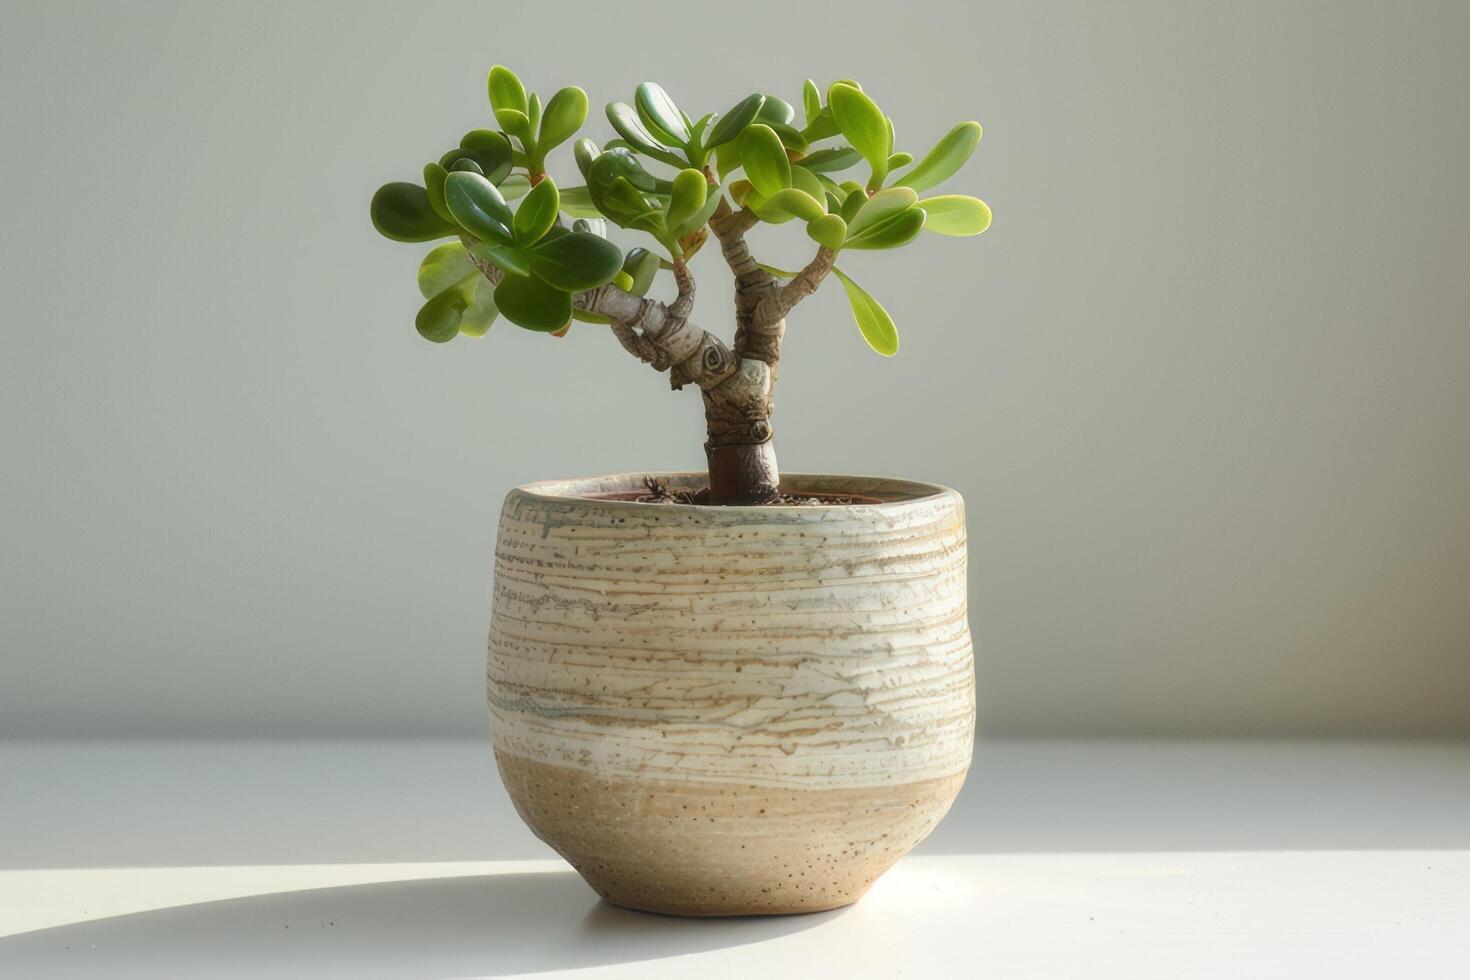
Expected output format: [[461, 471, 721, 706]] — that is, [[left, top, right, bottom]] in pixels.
[[0, 870, 839, 978]]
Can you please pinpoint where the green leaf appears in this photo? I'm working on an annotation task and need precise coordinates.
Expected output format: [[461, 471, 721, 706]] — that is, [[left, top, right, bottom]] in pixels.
[[446, 158, 483, 175], [740, 124, 791, 197], [802, 79, 821, 126], [537, 87, 589, 157], [605, 103, 685, 167], [755, 94, 795, 126], [666, 169, 708, 231], [715, 140, 742, 182], [469, 241, 531, 278], [573, 138, 601, 179], [495, 108, 532, 146], [499, 174, 532, 201], [790, 165, 825, 202], [917, 195, 992, 236], [417, 242, 477, 299], [459, 130, 513, 183], [829, 83, 890, 185], [526, 92, 542, 140], [768, 123, 809, 153], [847, 187, 918, 236], [833, 267, 898, 356], [806, 213, 847, 250], [488, 66, 528, 115], [557, 185, 602, 218], [513, 179, 560, 244], [839, 187, 867, 223], [622, 247, 660, 295], [844, 206, 926, 250], [887, 151, 913, 170], [895, 121, 982, 192], [493, 272, 572, 332], [688, 112, 716, 150], [669, 190, 722, 242], [798, 146, 861, 174], [801, 106, 840, 142], [371, 182, 458, 242], [459, 276, 498, 337], [416, 288, 467, 343], [635, 82, 690, 145], [528, 230, 623, 292], [763, 188, 825, 221], [444, 171, 513, 244], [422, 163, 453, 222], [704, 93, 765, 150]]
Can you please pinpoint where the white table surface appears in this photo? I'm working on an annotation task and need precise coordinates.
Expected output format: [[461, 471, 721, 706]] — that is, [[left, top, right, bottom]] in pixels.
[[2, 739, 1467, 978]]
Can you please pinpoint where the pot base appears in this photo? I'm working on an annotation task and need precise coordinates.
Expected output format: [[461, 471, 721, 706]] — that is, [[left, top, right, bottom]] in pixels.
[[497, 753, 965, 918]]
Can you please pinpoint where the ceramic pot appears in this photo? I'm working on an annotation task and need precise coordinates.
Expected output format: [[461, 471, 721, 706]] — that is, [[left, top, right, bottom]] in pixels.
[[487, 472, 974, 916]]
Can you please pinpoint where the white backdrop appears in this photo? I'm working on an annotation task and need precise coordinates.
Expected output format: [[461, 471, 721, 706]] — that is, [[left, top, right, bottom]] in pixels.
[[2, 0, 1466, 737]]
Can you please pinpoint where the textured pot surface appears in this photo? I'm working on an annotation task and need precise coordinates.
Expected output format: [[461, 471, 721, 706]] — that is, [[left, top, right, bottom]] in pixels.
[[487, 473, 974, 916]]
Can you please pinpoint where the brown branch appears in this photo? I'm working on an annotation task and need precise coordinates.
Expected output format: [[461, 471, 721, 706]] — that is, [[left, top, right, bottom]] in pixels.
[[466, 242, 734, 391], [755, 246, 837, 326]]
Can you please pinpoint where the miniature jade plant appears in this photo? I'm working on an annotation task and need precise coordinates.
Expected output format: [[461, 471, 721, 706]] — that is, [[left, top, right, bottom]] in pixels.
[[370, 67, 990, 503]]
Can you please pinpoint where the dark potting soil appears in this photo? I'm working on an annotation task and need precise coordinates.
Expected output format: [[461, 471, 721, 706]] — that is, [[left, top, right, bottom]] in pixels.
[[586, 477, 881, 506]]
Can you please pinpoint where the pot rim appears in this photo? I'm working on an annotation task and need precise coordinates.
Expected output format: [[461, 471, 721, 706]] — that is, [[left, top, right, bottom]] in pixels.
[[508, 471, 960, 513]]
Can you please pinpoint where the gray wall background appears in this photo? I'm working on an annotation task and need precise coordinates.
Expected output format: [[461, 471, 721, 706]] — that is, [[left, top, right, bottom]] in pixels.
[[3, 1, 1466, 738]]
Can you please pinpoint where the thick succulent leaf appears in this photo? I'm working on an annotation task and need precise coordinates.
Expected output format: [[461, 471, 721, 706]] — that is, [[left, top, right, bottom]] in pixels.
[[688, 112, 716, 149], [556, 185, 603, 218], [666, 169, 708, 230], [422, 163, 453, 222], [588, 146, 662, 192], [417, 242, 477, 299], [459, 130, 514, 183], [527, 93, 542, 139], [573, 138, 601, 179], [538, 87, 589, 155], [763, 188, 825, 222], [843, 206, 926, 250], [668, 191, 722, 241], [917, 195, 992, 236], [469, 241, 531, 278], [895, 121, 982, 192], [499, 174, 531, 201], [416, 288, 467, 343], [801, 106, 840, 142], [635, 82, 690, 145], [444, 171, 513, 243], [790, 165, 826, 203], [768, 122, 809, 153], [704, 93, 765, 150], [745, 192, 798, 225], [495, 109, 532, 146], [755, 94, 796, 126], [459, 276, 498, 337], [622, 247, 660, 296], [371, 182, 458, 242], [802, 79, 822, 126], [446, 158, 483, 175], [833, 267, 898, 356], [847, 187, 918, 236], [605, 102, 684, 166], [488, 66, 528, 115], [527, 230, 623, 292], [829, 83, 890, 185], [493, 272, 572, 332], [806, 213, 847, 250], [798, 146, 861, 174], [887, 151, 913, 170], [513, 179, 560, 244], [839, 188, 867, 224], [740, 124, 791, 197], [715, 140, 742, 182]]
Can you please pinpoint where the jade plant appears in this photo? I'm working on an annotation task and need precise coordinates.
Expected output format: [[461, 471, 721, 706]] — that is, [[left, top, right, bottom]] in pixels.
[[370, 67, 990, 503]]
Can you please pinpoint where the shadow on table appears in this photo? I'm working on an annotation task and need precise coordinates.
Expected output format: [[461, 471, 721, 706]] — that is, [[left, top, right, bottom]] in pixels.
[[0, 870, 842, 978]]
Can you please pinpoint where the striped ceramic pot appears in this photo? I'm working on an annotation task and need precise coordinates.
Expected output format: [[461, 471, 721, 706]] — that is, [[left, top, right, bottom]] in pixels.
[[487, 472, 974, 916]]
